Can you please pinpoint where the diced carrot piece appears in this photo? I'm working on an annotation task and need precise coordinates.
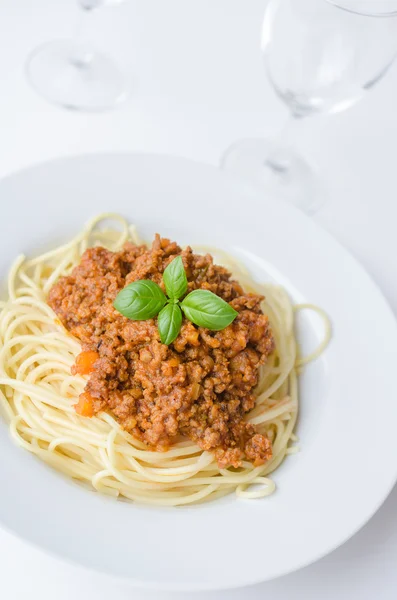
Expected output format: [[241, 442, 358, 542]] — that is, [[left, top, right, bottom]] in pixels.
[[168, 357, 180, 367], [74, 351, 99, 375], [190, 383, 202, 400], [75, 392, 95, 418], [186, 330, 199, 346]]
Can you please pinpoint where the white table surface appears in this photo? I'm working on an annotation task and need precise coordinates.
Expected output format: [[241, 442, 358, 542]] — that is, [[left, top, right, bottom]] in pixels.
[[1, 0, 397, 598]]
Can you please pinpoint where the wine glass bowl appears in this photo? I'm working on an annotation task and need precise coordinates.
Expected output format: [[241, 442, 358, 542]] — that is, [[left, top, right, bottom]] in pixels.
[[325, 0, 397, 16], [263, 0, 397, 117]]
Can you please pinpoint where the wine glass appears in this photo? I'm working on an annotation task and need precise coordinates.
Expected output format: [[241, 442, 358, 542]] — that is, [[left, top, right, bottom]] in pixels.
[[26, 0, 128, 112], [221, 0, 397, 214]]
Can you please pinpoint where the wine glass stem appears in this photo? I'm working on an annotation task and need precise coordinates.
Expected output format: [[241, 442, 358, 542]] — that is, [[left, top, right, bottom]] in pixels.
[[70, 5, 96, 68], [265, 113, 305, 175]]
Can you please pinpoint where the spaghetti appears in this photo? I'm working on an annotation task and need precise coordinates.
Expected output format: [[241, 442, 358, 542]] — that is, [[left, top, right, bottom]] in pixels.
[[0, 214, 330, 506]]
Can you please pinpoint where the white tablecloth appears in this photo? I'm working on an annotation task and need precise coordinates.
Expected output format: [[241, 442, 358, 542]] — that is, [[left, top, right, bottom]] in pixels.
[[1, 1, 396, 598]]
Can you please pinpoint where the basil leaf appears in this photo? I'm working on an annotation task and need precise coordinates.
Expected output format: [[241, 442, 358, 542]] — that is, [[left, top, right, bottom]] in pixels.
[[158, 303, 182, 345], [114, 280, 167, 320], [163, 256, 188, 300], [181, 290, 238, 331]]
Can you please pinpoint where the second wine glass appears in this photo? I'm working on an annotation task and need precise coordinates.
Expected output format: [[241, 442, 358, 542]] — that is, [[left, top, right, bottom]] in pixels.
[[221, 0, 397, 214], [26, 0, 128, 112]]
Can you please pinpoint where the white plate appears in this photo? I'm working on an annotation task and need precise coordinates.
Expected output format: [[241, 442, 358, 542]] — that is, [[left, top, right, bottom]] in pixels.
[[0, 154, 396, 591]]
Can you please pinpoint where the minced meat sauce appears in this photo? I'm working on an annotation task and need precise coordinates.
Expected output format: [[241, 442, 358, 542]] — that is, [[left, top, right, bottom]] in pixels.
[[48, 236, 275, 468]]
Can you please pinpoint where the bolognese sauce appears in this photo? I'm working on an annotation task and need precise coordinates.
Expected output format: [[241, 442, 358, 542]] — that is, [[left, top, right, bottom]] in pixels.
[[48, 236, 275, 468]]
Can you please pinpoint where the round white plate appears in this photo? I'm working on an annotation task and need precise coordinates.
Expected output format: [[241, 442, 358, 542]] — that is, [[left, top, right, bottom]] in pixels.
[[0, 154, 396, 591]]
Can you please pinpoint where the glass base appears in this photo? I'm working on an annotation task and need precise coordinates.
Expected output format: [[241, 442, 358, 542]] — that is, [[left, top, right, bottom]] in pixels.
[[220, 139, 325, 215], [26, 40, 127, 112]]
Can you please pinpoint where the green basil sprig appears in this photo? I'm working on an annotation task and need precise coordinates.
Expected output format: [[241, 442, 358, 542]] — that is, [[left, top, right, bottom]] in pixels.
[[181, 289, 237, 331], [113, 280, 167, 320], [158, 303, 183, 345], [163, 256, 188, 300], [114, 256, 238, 345]]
